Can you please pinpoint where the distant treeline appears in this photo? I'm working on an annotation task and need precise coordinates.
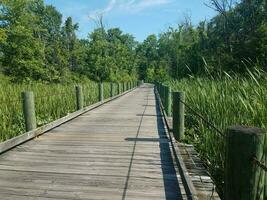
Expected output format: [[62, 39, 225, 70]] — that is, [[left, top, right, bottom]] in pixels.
[[0, 0, 266, 83], [139, 0, 267, 82], [0, 0, 139, 83]]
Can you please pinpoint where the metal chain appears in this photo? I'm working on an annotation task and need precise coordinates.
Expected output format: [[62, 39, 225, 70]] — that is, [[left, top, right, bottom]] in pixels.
[[179, 99, 225, 137], [252, 157, 267, 172]]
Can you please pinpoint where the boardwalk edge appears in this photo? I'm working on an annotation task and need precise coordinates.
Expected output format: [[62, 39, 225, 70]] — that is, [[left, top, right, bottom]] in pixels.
[[0, 87, 137, 154], [154, 86, 199, 200]]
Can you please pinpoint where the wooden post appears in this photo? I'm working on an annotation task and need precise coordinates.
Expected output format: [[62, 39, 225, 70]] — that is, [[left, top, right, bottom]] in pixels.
[[22, 91, 37, 132], [225, 126, 265, 200], [172, 91, 185, 141], [164, 85, 167, 108], [99, 82, 103, 102], [75, 85, 84, 110], [165, 86, 171, 116], [117, 83, 120, 94], [110, 83, 114, 98]]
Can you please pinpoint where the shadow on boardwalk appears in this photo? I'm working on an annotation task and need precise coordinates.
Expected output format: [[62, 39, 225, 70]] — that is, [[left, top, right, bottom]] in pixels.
[[124, 87, 184, 200]]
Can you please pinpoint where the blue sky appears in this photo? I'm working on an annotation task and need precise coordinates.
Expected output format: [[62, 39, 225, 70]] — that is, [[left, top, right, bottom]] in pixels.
[[44, 0, 217, 41]]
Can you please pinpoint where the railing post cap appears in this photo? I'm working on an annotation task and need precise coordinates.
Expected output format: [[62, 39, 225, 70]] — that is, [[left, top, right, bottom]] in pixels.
[[227, 125, 265, 136]]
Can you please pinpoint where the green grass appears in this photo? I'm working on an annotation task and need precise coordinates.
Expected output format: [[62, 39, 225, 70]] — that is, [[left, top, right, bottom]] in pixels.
[[159, 70, 267, 197], [0, 79, 131, 142]]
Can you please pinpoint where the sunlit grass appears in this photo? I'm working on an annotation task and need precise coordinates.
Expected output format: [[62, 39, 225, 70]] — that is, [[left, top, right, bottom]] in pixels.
[[0, 80, 124, 142], [164, 69, 267, 197]]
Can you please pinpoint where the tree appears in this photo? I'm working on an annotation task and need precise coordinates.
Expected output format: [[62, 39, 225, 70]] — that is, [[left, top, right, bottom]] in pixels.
[[0, 0, 46, 81]]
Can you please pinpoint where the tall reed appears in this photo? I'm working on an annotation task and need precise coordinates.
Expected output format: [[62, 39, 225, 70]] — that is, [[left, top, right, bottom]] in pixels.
[[169, 70, 267, 197]]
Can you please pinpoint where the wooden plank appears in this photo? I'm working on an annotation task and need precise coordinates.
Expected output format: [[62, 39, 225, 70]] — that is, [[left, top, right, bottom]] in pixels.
[[0, 88, 135, 154], [0, 84, 190, 200]]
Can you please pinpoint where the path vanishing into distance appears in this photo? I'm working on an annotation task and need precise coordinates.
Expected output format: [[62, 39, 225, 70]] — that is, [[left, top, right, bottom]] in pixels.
[[0, 84, 194, 200]]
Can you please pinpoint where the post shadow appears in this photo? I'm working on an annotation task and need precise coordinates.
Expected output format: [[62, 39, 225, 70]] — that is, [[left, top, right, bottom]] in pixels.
[[154, 96, 183, 200], [123, 84, 183, 199]]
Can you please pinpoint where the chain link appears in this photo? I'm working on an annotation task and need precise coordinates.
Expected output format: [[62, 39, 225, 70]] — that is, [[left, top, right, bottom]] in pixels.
[[252, 157, 267, 172], [179, 99, 225, 137]]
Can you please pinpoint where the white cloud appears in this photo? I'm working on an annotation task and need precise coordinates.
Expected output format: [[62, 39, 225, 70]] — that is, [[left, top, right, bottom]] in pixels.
[[89, 0, 173, 18], [89, 0, 117, 20], [134, 0, 173, 10]]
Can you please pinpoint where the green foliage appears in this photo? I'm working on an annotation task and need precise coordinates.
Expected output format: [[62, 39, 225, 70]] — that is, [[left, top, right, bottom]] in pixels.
[[167, 69, 267, 197], [0, 0, 138, 83], [0, 74, 126, 142], [85, 28, 138, 82], [136, 34, 169, 82], [138, 0, 267, 81], [0, 0, 46, 81]]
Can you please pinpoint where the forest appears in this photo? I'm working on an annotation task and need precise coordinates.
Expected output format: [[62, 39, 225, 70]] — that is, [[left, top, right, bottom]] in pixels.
[[0, 0, 266, 83], [0, 0, 267, 198]]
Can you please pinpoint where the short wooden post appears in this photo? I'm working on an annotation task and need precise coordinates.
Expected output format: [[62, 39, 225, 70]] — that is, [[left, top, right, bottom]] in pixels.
[[99, 82, 103, 102], [75, 85, 84, 110], [225, 126, 265, 200], [110, 83, 114, 98], [172, 92, 185, 141], [159, 84, 161, 97], [165, 86, 171, 116], [160, 84, 163, 99], [22, 91, 37, 132], [161, 85, 165, 105], [117, 83, 120, 94]]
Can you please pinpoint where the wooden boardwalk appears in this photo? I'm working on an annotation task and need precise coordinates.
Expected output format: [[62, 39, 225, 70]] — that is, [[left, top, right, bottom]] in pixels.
[[0, 84, 190, 200]]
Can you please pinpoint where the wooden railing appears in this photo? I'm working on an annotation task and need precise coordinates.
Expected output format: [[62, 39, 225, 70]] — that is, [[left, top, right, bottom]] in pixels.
[[0, 81, 142, 154]]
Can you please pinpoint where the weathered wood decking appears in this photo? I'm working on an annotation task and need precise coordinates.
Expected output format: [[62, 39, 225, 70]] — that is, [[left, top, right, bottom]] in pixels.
[[0, 84, 190, 200]]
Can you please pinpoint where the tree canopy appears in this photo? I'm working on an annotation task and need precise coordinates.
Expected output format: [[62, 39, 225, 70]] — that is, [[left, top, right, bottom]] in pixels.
[[0, 0, 266, 83]]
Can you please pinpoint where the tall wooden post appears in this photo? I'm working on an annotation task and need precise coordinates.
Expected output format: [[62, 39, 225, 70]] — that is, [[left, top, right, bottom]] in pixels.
[[99, 82, 103, 102], [172, 91, 185, 141], [75, 85, 84, 110], [225, 126, 265, 200], [22, 91, 37, 132]]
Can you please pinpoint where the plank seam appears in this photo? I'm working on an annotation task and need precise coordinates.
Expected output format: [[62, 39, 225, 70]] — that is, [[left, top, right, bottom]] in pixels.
[[154, 86, 199, 200], [0, 87, 138, 155]]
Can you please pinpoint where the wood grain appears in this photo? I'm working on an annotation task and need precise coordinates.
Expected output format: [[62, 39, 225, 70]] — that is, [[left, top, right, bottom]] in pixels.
[[0, 84, 188, 200]]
